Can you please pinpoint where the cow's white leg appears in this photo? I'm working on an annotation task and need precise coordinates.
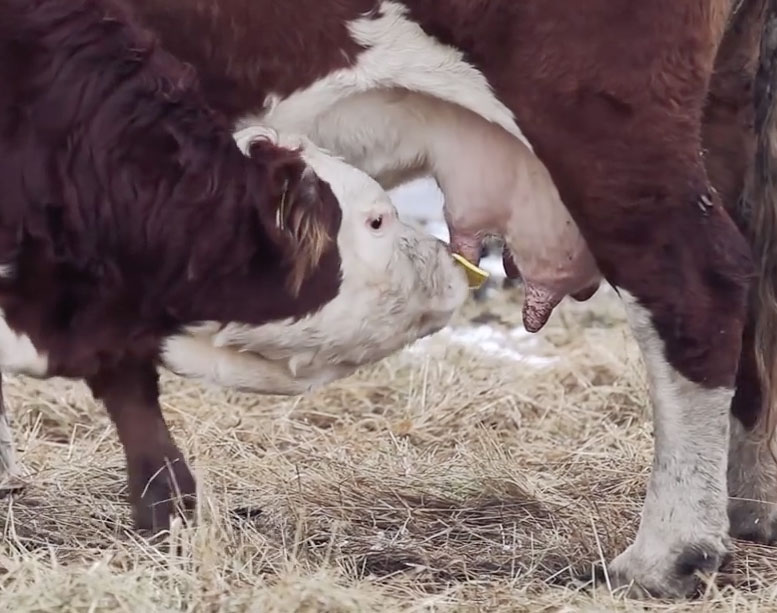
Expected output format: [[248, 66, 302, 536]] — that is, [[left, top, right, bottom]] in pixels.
[[605, 291, 731, 597]]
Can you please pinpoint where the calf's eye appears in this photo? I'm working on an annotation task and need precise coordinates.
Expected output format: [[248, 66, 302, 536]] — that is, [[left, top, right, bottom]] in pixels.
[[370, 216, 383, 230]]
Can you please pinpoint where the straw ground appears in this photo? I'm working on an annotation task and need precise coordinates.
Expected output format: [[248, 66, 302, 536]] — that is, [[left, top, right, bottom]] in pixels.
[[1, 282, 777, 611]]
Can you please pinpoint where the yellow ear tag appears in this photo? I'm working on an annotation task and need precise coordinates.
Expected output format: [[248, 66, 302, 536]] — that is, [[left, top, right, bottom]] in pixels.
[[451, 253, 490, 289]]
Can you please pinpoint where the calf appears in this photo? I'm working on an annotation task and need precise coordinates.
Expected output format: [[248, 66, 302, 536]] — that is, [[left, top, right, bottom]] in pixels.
[[122, 0, 777, 598], [0, 0, 469, 532]]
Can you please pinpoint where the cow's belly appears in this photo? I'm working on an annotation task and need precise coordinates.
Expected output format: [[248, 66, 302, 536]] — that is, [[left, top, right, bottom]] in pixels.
[[161, 333, 357, 395]]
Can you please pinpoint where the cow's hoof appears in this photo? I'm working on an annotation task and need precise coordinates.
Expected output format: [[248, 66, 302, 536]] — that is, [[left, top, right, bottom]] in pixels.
[[729, 498, 777, 544], [130, 455, 197, 534], [591, 539, 730, 598]]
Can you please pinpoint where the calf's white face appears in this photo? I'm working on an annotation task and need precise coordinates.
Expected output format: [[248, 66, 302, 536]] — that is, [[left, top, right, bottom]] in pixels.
[[161, 126, 469, 394]]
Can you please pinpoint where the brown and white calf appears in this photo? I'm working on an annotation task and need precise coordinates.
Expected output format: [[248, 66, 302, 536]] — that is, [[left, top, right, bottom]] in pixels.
[[121, 0, 777, 598], [0, 0, 469, 533]]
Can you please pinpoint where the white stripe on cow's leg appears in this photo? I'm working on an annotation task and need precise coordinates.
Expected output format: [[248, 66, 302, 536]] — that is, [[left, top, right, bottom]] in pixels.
[[0, 373, 25, 495], [605, 291, 731, 597]]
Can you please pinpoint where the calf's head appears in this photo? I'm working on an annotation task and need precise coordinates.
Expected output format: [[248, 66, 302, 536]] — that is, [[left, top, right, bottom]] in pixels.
[[162, 126, 469, 394]]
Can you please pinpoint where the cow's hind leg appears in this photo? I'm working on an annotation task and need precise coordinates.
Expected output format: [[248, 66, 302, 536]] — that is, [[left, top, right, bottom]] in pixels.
[[725, 188, 777, 541], [609, 272, 744, 597], [701, 0, 777, 544], [498, 0, 753, 597], [565, 119, 750, 599], [728, 342, 777, 544], [87, 362, 196, 533]]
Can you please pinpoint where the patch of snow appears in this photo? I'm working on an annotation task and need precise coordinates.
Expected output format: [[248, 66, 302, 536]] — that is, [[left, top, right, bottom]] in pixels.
[[407, 324, 557, 368]]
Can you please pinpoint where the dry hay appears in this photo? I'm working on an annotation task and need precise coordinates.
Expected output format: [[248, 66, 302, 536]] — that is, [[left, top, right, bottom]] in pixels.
[[1, 285, 777, 612]]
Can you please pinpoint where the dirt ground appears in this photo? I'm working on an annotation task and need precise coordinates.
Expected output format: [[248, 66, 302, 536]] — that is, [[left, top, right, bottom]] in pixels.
[[1, 280, 777, 612]]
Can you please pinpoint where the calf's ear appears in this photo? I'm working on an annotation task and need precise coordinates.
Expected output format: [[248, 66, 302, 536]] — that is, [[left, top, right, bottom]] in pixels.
[[241, 132, 340, 296]]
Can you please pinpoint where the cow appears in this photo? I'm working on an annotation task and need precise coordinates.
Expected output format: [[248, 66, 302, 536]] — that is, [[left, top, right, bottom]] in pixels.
[[0, 0, 473, 534], [111, 0, 777, 599]]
